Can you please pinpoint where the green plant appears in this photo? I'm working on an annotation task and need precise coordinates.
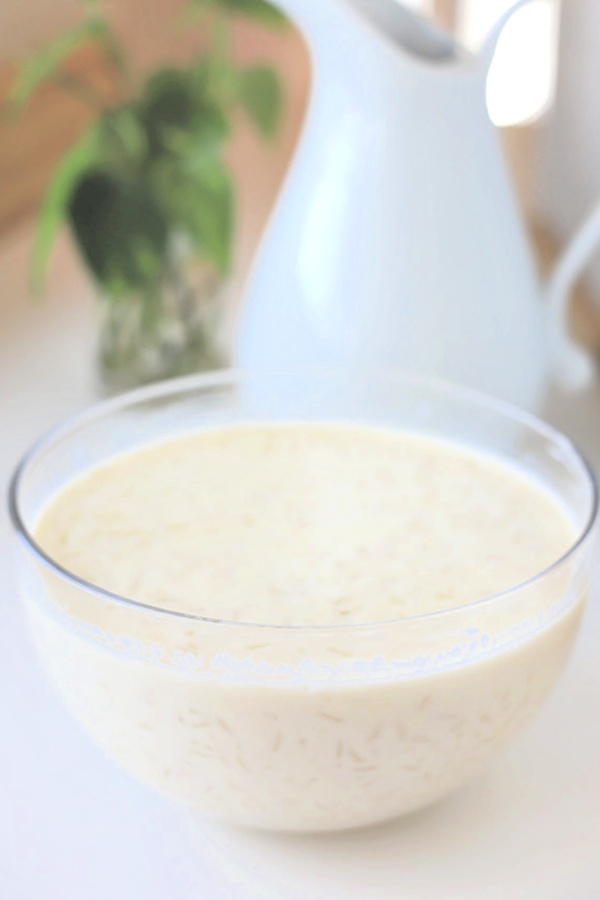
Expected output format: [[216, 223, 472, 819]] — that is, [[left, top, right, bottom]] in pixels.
[[7, 0, 285, 298]]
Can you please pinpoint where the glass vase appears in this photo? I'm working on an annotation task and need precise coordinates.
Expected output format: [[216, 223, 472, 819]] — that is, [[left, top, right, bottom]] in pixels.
[[97, 256, 227, 393]]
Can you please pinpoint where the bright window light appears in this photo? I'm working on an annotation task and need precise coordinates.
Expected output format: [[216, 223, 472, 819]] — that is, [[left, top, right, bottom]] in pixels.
[[402, 0, 433, 11], [458, 0, 560, 127]]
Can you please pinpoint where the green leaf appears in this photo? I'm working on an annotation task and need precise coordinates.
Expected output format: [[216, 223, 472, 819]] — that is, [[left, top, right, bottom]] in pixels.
[[193, 161, 234, 274], [152, 158, 234, 275], [207, 0, 287, 27], [178, 0, 212, 28], [95, 23, 130, 82], [30, 127, 100, 295], [8, 16, 114, 113], [68, 171, 168, 294], [140, 67, 229, 158], [237, 65, 283, 138], [96, 106, 148, 171]]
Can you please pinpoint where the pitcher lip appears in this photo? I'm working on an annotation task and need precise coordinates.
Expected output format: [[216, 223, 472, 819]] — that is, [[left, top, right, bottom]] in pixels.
[[346, 0, 460, 65], [284, 0, 477, 75], [8, 368, 599, 633]]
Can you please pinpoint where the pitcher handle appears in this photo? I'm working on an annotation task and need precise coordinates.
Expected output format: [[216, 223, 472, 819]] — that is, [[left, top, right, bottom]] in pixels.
[[479, 0, 539, 69], [543, 198, 600, 390], [478, 0, 597, 391]]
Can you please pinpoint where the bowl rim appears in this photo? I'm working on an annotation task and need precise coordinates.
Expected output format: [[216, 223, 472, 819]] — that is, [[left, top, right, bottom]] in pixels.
[[8, 367, 599, 632]]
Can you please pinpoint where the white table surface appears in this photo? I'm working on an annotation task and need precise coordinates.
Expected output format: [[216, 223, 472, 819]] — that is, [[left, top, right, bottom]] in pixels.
[[2, 226, 600, 899]]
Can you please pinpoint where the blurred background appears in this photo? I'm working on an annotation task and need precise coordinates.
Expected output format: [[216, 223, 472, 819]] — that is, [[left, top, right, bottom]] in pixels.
[[2, 0, 600, 384], [0, 0, 310, 355]]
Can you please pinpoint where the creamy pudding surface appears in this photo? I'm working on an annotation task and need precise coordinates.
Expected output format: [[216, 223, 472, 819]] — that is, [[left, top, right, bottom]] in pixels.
[[29, 423, 584, 832], [35, 423, 575, 624]]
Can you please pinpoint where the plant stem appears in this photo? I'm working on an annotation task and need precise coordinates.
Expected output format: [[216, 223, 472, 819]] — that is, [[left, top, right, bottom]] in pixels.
[[96, 24, 135, 100], [50, 70, 106, 110], [175, 0, 212, 32], [207, 10, 236, 105]]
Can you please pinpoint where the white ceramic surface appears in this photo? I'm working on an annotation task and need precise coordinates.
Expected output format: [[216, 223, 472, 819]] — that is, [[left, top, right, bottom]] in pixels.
[[236, 0, 600, 410]]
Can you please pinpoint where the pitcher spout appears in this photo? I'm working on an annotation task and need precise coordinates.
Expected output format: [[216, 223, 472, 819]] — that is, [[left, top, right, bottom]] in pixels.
[[348, 0, 455, 60], [270, 0, 455, 61]]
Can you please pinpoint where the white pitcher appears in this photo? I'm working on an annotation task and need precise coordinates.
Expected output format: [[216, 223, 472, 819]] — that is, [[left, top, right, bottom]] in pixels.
[[235, 0, 600, 410]]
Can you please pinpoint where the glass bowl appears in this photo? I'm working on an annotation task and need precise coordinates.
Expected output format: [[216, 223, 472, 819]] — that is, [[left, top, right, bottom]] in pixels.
[[8, 370, 598, 832]]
